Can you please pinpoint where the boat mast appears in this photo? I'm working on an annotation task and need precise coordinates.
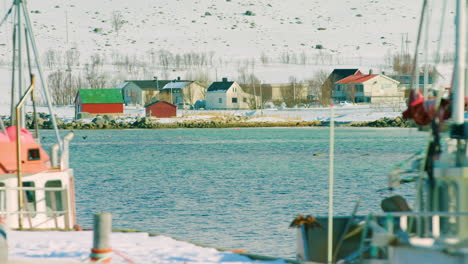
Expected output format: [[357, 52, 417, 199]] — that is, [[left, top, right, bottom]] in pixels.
[[453, 0, 466, 125], [3, 0, 63, 148]]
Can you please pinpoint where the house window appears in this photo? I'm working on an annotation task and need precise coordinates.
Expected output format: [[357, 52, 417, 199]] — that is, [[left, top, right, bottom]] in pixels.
[[232, 98, 238, 103], [218, 98, 222, 103], [45, 180, 64, 216], [356, 84, 364, 93], [381, 84, 392, 89], [243, 98, 247, 103]]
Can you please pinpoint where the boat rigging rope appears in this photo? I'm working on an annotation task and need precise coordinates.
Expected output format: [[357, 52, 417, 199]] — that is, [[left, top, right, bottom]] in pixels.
[[0, 3, 13, 29], [87, 249, 136, 264]]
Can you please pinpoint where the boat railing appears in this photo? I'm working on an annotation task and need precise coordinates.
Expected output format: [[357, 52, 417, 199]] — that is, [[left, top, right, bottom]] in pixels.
[[51, 132, 74, 169], [354, 212, 468, 262], [0, 186, 71, 230]]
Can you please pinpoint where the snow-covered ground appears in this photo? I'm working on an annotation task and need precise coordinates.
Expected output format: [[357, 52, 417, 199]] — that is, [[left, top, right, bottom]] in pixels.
[[8, 231, 286, 264], [0, 104, 405, 124]]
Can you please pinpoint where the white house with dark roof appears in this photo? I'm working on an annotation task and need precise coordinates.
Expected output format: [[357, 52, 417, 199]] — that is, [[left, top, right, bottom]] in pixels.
[[206, 78, 259, 109]]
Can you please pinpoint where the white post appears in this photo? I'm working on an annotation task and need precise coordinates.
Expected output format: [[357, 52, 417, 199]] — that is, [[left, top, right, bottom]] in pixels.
[[0, 217, 7, 262], [423, 1, 431, 98], [91, 213, 112, 263], [453, 0, 466, 124], [327, 104, 335, 264]]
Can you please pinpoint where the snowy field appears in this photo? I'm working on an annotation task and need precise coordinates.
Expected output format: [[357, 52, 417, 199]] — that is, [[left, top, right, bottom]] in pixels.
[[8, 231, 286, 264]]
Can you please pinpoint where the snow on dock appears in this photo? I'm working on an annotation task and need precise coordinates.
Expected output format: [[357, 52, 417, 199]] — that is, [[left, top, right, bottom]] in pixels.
[[8, 231, 287, 264]]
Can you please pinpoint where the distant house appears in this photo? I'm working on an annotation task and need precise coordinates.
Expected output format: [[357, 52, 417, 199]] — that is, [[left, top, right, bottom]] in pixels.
[[145, 101, 177, 118], [159, 81, 206, 106], [271, 83, 308, 103], [333, 70, 401, 103], [75, 89, 124, 118], [206, 78, 259, 109], [120, 77, 190, 106], [319, 69, 361, 103]]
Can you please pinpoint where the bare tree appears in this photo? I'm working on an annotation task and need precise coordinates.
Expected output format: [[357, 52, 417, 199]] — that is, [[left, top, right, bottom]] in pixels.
[[260, 52, 270, 65], [159, 91, 172, 103], [144, 90, 157, 105], [65, 48, 80, 68], [43, 49, 59, 69], [84, 63, 108, 89], [279, 84, 294, 107], [48, 70, 81, 105], [346, 84, 356, 103], [306, 70, 329, 105], [393, 53, 413, 75], [238, 71, 261, 109], [111, 11, 126, 36], [185, 69, 210, 89]]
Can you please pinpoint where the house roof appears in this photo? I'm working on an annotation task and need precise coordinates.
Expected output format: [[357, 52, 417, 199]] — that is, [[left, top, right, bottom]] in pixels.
[[144, 100, 177, 108], [207, 81, 235, 92], [336, 74, 379, 84], [161, 82, 192, 90], [329, 69, 360, 81], [124, 80, 190, 90], [78, 89, 123, 104]]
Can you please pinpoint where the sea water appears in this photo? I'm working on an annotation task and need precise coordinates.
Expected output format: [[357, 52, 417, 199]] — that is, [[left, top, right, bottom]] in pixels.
[[42, 127, 426, 258]]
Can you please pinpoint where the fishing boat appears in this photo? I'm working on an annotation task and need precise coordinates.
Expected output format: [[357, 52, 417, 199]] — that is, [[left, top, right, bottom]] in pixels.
[[295, 0, 468, 263], [0, 0, 76, 230]]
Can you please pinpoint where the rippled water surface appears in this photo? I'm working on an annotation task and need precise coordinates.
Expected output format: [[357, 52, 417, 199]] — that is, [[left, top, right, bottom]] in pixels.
[[42, 127, 426, 258]]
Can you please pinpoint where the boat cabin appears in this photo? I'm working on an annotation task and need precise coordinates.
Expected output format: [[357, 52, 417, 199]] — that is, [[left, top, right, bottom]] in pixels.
[[0, 127, 76, 229]]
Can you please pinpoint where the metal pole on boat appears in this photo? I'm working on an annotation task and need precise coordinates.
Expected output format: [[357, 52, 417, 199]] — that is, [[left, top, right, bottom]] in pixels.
[[20, 2, 63, 149], [10, 7, 17, 126], [453, 0, 466, 124], [327, 103, 335, 264], [423, 0, 431, 98], [16, 0, 24, 129], [15, 75, 35, 230]]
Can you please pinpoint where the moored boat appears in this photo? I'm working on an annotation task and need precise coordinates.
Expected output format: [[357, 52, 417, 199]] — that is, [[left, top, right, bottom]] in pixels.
[[295, 1, 468, 263], [0, 0, 76, 230]]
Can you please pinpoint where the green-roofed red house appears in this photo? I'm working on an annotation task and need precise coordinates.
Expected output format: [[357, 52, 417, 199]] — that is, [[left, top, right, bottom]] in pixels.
[[74, 89, 124, 118]]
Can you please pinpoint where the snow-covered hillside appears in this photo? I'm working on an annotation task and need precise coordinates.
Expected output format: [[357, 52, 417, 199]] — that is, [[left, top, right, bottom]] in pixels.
[[0, 0, 455, 67], [0, 0, 456, 113]]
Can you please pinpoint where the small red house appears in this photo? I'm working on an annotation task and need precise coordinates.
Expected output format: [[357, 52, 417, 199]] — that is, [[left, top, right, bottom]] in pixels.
[[145, 101, 177, 118], [75, 89, 124, 118]]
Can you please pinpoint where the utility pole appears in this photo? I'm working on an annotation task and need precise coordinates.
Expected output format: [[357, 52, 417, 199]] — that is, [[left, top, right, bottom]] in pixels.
[[260, 80, 263, 110], [293, 81, 296, 106]]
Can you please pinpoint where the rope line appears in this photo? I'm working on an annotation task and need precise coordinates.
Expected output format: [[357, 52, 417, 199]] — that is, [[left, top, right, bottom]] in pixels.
[[113, 249, 136, 264]]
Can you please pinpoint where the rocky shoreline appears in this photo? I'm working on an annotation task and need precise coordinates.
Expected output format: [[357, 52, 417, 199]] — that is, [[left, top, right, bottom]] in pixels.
[[1, 115, 415, 129]]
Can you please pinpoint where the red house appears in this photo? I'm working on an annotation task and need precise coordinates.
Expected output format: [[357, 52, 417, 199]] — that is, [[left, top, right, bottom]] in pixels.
[[145, 101, 177, 118], [75, 89, 124, 118]]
